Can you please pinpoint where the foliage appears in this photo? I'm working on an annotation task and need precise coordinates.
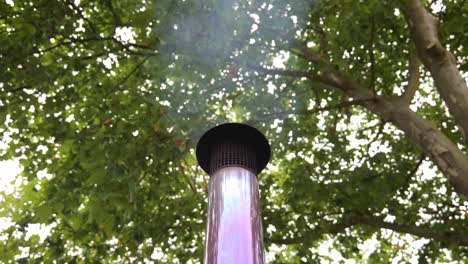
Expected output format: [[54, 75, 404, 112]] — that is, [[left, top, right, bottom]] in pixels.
[[0, 0, 467, 263]]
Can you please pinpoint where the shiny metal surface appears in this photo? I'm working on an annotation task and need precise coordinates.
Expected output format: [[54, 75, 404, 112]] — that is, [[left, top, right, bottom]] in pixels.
[[204, 167, 265, 264]]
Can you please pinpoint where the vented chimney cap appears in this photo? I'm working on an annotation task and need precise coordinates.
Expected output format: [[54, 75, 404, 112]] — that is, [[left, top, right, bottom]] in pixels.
[[196, 123, 271, 175]]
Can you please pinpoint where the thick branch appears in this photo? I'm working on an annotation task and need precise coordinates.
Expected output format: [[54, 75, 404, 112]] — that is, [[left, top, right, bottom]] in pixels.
[[402, 0, 468, 142], [317, 69, 468, 200], [263, 48, 468, 200]]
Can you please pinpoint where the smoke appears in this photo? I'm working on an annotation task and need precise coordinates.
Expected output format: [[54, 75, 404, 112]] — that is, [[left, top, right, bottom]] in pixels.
[[148, 0, 317, 140]]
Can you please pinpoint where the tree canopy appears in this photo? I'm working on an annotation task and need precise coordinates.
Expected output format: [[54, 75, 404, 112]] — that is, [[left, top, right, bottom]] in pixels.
[[1, 0, 467, 262]]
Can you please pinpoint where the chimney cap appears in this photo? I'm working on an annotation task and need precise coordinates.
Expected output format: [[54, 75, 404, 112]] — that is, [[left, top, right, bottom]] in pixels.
[[196, 123, 271, 175]]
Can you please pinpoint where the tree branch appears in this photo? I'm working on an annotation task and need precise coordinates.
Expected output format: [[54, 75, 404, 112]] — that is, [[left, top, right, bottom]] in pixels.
[[358, 216, 468, 246], [110, 37, 159, 57], [400, 47, 421, 104], [290, 42, 323, 63], [66, 0, 100, 36], [38, 37, 114, 54], [399, 154, 426, 192], [180, 159, 199, 195], [64, 0, 158, 57], [246, 99, 373, 126], [105, 0, 121, 27], [104, 56, 149, 98], [251, 65, 310, 79], [365, 121, 385, 155], [6, 85, 33, 94], [401, 0, 468, 143], [369, 16, 376, 92], [269, 215, 468, 247], [268, 220, 354, 245], [255, 44, 468, 200]]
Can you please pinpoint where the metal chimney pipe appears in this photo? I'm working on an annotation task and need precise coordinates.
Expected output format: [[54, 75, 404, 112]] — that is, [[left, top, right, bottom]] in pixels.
[[196, 123, 270, 264]]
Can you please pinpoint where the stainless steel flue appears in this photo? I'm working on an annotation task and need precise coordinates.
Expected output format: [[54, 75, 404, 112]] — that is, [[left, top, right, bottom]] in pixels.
[[196, 123, 270, 264]]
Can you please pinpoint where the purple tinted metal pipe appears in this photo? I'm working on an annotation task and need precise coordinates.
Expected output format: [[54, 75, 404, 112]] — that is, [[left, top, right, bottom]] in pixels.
[[205, 167, 264, 263], [196, 123, 270, 264]]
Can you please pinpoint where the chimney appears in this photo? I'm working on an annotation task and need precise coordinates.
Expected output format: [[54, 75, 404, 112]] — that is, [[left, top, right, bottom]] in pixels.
[[197, 123, 270, 264]]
